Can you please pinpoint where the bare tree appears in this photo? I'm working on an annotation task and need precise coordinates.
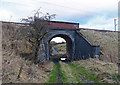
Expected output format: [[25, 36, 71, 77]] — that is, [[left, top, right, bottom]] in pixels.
[[21, 9, 56, 63]]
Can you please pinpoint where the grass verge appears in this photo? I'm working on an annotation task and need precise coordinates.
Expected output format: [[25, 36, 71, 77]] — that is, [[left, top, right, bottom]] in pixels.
[[68, 62, 100, 83]]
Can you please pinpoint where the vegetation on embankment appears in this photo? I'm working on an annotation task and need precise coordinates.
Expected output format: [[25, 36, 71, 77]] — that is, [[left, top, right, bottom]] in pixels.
[[79, 29, 118, 63], [2, 52, 54, 83], [2, 22, 54, 83]]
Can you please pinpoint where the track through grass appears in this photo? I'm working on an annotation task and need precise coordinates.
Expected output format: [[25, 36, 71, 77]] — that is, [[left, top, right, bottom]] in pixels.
[[48, 62, 67, 83], [48, 61, 100, 83], [60, 62, 78, 83]]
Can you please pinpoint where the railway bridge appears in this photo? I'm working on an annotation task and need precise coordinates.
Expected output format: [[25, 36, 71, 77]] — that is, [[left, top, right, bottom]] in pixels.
[[37, 21, 100, 61]]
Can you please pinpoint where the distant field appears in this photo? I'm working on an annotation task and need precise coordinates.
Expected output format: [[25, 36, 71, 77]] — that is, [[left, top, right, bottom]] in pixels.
[[54, 43, 66, 54]]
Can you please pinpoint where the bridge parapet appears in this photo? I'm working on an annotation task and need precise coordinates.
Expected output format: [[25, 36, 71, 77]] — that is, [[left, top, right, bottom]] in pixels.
[[48, 21, 79, 29]]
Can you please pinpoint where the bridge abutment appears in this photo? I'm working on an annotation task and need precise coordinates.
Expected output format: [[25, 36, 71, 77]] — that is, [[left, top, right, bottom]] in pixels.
[[37, 28, 100, 62]]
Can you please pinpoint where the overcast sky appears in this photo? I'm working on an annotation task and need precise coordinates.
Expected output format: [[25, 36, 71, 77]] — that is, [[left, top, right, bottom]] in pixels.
[[0, 0, 119, 32]]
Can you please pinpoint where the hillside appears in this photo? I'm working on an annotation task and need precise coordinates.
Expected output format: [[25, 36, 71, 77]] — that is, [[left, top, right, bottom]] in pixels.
[[2, 22, 53, 83]]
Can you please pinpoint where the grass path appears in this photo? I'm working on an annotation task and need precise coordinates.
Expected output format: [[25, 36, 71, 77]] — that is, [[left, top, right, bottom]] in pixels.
[[60, 62, 78, 83], [48, 61, 99, 83], [47, 62, 67, 83]]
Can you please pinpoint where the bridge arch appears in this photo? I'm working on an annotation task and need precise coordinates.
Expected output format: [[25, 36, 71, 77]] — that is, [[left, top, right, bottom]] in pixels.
[[45, 32, 75, 61]]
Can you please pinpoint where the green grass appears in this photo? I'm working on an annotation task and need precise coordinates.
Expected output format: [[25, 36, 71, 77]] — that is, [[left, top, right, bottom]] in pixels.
[[61, 62, 82, 83], [68, 62, 100, 83], [48, 63, 67, 83], [60, 62, 78, 83], [58, 64, 68, 82], [48, 64, 58, 83], [70, 67, 83, 83]]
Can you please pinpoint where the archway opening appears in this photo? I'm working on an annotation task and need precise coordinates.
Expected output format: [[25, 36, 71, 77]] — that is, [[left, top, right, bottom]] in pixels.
[[49, 34, 73, 61]]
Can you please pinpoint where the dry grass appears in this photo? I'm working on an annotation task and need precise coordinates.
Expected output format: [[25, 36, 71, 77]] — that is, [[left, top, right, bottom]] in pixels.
[[2, 51, 54, 83], [2, 22, 54, 83], [79, 29, 118, 63], [73, 58, 119, 83]]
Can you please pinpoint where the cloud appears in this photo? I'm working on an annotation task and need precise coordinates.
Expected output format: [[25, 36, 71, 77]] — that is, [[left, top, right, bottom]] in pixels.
[[79, 15, 118, 30], [51, 37, 66, 43], [0, 0, 119, 30], [1, 0, 119, 17], [0, 9, 14, 21]]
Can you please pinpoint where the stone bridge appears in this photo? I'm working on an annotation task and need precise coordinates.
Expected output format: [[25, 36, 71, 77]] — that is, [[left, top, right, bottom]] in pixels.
[[37, 21, 100, 61]]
